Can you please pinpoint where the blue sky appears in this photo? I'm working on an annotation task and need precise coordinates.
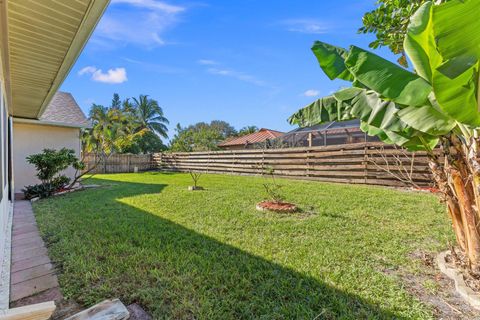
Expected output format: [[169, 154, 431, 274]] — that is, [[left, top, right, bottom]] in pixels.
[[61, 0, 398, 139]]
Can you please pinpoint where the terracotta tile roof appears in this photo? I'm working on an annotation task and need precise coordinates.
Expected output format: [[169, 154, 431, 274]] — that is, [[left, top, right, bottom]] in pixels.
[[218, 128, 284, 147], [39, 92, 90, 128]]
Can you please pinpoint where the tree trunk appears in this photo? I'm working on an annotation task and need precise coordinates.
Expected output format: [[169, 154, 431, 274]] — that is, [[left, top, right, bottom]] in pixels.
[[430, 135, 480, 271]]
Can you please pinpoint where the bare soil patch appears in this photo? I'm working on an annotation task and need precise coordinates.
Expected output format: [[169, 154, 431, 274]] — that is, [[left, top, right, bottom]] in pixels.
[[444, 248, 480, 293], [391, 250, 479, 319]]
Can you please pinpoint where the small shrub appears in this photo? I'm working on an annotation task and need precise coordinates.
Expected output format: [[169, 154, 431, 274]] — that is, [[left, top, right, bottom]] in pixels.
[[189, 171, 202, 188], [22, 174, 71, 200], [23, 183, 56, 200], [26, 148, 82, 184], [23, 148, 82, 199], [262, 166, 285, 203]]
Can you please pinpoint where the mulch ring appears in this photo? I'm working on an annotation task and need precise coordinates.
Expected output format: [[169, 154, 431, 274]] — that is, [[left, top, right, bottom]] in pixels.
[[256, 201, 298, 213]]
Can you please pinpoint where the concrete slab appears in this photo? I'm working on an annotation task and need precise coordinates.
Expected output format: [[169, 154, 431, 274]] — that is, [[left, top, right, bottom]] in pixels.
[[10, 274, 59, 302], [11, 230, 41, 241], [9, 201, 62, 305], [11, 255, 51, 273], [12, 224, 38, 236], [11, 236, 44, 249], [12, 247, 48, 263], [11, 263, 55, 285]]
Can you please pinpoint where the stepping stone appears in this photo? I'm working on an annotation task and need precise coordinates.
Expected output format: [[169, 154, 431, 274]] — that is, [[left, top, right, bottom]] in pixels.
[[12, 230, 40, 241], [10, 288, 62, 309], [11, 255, 51, 273], [11, 263, 55, 285], [10, 274, 59, 301], [65, 299, 129, 320], [12, 247, 48, 263], [12, 235, 44, 248]]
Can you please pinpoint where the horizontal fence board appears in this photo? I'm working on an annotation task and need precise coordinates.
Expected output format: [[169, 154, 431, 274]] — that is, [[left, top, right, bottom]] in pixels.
[[155, 143, 433, 187], [83, 142, 434, 187], [83, 154, 153, 174]]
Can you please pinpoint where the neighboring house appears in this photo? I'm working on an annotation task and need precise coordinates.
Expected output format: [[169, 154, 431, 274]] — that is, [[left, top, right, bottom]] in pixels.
[[273, 119, 379, 148], [0, 0, 108, 314], [218, 128, 284, 150], [12, 92, 90, 196]]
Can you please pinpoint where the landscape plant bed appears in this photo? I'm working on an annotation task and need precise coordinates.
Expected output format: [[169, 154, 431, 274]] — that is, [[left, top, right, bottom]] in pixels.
[[32, 172, 461, 318], [444, 249, 480, 294], [256, 200, 298, 213]]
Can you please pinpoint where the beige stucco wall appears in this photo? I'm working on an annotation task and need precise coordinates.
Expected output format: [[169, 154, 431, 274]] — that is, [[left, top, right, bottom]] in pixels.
[[13, 122, 81, 193]]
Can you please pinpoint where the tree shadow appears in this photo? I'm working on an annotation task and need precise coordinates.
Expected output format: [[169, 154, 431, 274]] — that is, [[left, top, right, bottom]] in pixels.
[[38, 178, 410, 320]]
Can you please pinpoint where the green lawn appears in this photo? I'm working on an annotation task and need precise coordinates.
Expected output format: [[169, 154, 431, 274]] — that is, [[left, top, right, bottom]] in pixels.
[[33, 172, 452, 319]]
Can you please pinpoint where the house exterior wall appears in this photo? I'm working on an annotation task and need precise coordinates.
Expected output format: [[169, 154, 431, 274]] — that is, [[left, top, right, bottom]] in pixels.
[[12, 123, 81, 194], [0, 76, 13, 310]]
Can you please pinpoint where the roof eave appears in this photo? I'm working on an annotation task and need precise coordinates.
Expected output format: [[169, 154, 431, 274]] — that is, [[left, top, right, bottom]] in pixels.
[[36, 0, 110, 119], [13, 117, 92, 129]]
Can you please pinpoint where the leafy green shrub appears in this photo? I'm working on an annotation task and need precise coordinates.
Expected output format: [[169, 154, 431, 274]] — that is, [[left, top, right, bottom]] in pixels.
[[52, 175, 71, 189], [23, 183, 57, 200], [23, 148, 83, 199], [22, 175, 71, 200]]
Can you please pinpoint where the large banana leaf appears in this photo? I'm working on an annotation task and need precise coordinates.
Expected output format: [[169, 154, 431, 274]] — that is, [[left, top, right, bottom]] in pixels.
[[434, 0, 480, 70], [287, 94, 354, 127], [345, 46, 432, 106], [290, 0, 480, 152], [433, 64, 480, 126], [403, 2, 441, 82], [311, 41, 354, 81], [288, 88, 444, 150], [310, 42, 433, 106], [404, 0, 480, 126]]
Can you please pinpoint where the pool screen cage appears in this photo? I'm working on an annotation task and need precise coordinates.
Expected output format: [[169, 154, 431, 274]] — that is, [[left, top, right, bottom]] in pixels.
[[251, 120, 379, 149]]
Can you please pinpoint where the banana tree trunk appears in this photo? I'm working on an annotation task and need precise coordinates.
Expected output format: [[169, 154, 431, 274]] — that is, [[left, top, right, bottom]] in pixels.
[[430, 135, 480, 271]]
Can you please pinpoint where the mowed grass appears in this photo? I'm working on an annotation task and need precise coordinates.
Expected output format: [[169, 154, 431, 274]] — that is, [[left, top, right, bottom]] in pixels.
[[33, 172, 452, 319]]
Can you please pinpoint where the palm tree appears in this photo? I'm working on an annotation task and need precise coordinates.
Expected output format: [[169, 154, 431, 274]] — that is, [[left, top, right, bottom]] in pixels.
[[131, 95, 169, 138], [238, 126, 258, 136]]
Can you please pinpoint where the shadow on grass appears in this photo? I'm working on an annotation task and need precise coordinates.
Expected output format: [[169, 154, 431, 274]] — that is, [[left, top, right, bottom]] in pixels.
[[37, 178, 408, 319]]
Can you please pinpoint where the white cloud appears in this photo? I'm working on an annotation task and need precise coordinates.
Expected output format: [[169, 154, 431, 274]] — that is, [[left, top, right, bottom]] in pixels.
[[207, 67, 267, 87], [78, 66, 128, 84], [281, 19, 330, 34], [197, 59, 217, 65], [78, 66, 97, 75], [303, 89, 320, 97], [93, 0, 185, 48]]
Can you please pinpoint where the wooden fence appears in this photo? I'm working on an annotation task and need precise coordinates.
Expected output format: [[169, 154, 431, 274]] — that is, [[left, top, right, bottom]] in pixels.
[[83, 153, 153, 174], [83, 143, 434, 187], [153, 142, 434, 187]]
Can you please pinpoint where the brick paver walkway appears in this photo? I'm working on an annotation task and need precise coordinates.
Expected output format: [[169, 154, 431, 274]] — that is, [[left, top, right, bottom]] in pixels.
[[9, 201, 62, 306]]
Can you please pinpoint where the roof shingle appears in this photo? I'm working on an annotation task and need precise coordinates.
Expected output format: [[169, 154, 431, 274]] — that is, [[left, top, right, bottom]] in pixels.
[[218, 128, 284, 147], [39, 92, 90, 128]]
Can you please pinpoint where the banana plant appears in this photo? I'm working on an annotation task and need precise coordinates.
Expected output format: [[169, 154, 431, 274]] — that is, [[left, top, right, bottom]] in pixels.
[[289, 0, 480, 270]]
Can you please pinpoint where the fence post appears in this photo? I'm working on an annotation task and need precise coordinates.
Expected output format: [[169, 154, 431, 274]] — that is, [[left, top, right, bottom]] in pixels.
[[262, 149, 265, 176], [363, 143, 368, 184], [206, 151, 210, 174], [306, 148, 311, 177]]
